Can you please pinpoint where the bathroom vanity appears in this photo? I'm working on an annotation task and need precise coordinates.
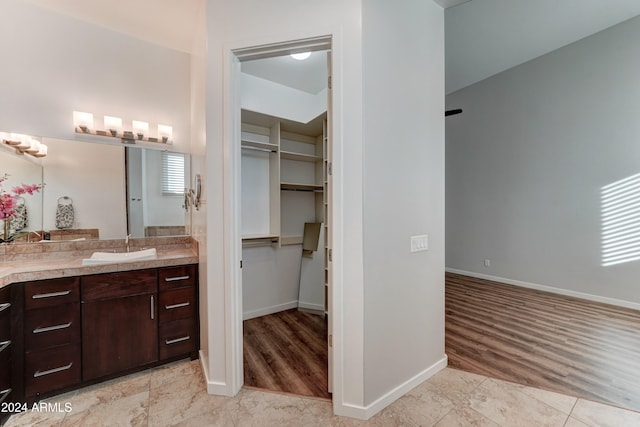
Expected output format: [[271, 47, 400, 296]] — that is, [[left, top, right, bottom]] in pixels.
[[0, 237, 199, 422]]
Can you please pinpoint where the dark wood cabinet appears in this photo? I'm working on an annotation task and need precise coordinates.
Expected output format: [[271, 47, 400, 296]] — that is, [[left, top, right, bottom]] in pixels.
[[22, 278, 81, 398], [0, 286, 12, 409], [158, 265, 198, 360], [81, 270, 158, 381], [2, 263, 198, 411]]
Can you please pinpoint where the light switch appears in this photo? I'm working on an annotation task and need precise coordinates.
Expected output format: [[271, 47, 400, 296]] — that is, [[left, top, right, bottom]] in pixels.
[[410, 234, 429, 253]]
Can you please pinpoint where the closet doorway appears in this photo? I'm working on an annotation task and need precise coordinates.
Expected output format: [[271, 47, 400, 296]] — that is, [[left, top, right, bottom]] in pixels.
[[235, 38, 333, 400]]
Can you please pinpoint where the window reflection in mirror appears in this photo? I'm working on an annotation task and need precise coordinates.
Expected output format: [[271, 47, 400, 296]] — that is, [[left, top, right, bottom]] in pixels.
[[125, 147, 190, 238]]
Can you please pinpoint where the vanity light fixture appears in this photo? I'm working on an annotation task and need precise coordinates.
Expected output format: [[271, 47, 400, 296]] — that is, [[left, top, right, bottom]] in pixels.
[[157, 125, 173, 144], [1, 133, 48, 158], [104, 116, 123, 136], [73, 111, 94, 133], [73, 111, 174, 145], [132, 120, 149, 140], [25, 137, 40, 154]]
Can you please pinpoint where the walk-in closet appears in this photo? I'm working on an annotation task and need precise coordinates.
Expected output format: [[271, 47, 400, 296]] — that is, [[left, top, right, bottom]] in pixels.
[[239, 49, 332, 399]]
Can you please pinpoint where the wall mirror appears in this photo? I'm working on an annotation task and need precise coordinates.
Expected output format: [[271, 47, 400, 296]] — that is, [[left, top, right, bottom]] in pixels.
[[1, 133, 190, 241]]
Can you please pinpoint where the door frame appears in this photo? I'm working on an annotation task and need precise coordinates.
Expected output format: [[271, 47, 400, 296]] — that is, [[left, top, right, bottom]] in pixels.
[[225, 33, 342, 405]]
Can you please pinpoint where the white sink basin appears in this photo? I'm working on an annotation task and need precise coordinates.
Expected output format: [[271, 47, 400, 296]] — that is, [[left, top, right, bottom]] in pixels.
[[82, 248, 157, 265]]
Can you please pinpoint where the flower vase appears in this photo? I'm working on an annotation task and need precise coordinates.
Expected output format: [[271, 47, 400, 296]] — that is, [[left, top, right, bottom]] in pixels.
[[2, 218, 10, 242]]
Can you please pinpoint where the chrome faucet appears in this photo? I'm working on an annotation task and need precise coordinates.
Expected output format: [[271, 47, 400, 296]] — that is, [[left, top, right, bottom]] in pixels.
[[125, 234, 131, 253], [28, 231, 42, 243]]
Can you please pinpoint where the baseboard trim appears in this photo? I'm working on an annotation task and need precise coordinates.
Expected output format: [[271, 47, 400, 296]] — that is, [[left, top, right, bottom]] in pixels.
[[243, 301, 299, 320], [298, 301, 324, 313], [200, 350, 233, 396], [446, 268, 640, 311], [333, 355, 448, 420]]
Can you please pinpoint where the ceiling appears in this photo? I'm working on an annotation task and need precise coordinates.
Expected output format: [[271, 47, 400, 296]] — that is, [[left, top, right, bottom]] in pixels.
[[23, 0, 640, 95], [445, 0, 640, 93], [23, 0, 204, 54], [241, 52, 329, 95]]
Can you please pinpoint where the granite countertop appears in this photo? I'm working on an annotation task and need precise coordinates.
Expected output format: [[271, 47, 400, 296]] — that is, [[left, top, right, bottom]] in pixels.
[[0, 237, 199, 289]]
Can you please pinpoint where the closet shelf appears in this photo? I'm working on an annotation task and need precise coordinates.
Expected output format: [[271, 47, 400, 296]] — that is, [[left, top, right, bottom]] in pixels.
[[242, 234, 279, 241], [280, 151, 322, 162], [281, 183, 324, 192], [241, 139, 278, 152]]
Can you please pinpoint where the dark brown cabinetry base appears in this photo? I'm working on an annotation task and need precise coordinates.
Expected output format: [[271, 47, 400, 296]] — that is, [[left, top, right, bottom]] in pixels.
[[2, 263, 198, 417], [82, 270, 159, 381]]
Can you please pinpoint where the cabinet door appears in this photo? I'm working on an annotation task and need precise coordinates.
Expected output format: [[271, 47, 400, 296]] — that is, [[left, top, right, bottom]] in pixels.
[[82, 292, 158, 381]]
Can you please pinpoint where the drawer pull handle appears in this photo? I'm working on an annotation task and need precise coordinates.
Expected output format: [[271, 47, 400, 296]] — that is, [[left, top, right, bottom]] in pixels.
[[0, 388, 11, 405], [0, 302, 10, 312], [32, 290, 71, 299], [34, 362, 73, 378], [165, 335, 190, 345], [33, 322, 72, 334], [165, 302, 190, 310], [0, 340, 10, 354], [150, 295, 155, 320], [164, 275, 190, 282]]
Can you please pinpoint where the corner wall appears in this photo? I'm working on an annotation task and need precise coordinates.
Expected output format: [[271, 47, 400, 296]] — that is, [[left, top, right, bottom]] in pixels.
[[446, 16, 640, 306], [205, 0, 446, 419], [362, 0, 446, 407], [204, 0, 367, 413]]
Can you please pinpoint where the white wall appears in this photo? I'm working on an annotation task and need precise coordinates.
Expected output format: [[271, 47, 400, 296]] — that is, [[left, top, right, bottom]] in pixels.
[[41, 137, 126, 239], [0, 0, 191, 153], [188, 0, 209, 384], [242, 245, 302, 319], [446, 16, 640, 307], [362, 0, 446, 405]]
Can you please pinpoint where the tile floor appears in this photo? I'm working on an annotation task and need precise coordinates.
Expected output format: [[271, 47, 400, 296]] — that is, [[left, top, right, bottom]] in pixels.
[[6, 359, 640, 426]]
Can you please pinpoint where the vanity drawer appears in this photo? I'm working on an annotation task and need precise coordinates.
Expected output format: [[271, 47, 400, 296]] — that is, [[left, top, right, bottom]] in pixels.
[[159, 318, 196, 360], [0, 311, 9, 342], [0, 345, 11, 391], [159, 287, 196, 323], [82, 270, 157, 301], [159, 265, 196, 291], [25, 303, 81, 351], [0, 288, 10, 342], [25, 343, 81, 397], [24, 277, 79, 310]]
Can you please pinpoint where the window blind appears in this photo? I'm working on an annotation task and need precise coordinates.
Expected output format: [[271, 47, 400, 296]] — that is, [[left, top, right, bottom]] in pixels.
[[161, 152, 185, 196]]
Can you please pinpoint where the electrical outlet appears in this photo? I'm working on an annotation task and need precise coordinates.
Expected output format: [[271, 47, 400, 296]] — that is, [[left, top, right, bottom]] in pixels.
[[484, 259, 490, 267], [410, 235, 429, 253]]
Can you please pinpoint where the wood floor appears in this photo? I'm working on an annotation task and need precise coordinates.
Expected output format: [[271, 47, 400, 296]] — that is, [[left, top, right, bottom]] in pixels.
[[243, 309, 330, 399], [446, 272, 640, 412]]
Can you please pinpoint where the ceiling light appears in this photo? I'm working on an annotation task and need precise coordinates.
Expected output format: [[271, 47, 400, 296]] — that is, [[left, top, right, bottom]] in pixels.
[[290, 52, 311, 61]]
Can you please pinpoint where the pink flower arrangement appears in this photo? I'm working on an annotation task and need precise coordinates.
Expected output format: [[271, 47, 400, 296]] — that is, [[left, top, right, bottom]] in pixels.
[[0, 174, 43, 219]]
